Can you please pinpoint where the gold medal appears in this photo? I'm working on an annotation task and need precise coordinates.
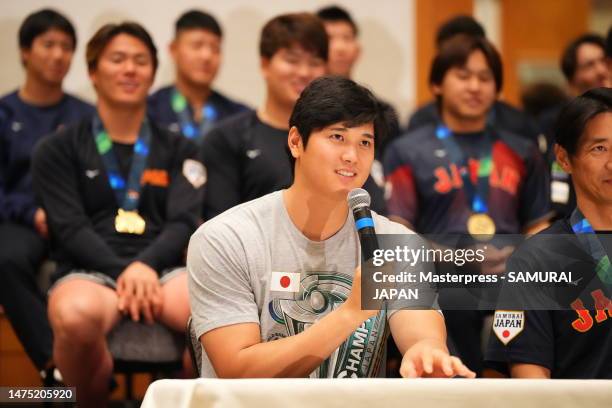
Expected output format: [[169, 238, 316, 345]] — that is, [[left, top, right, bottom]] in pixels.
[[115, 209, 146, 235], [467, 213, 496, 241]]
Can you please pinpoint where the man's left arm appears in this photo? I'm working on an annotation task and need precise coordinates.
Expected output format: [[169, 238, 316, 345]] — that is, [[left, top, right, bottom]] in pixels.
[[389, 310, 475, 378], [135, 139, 204, 272], [0, 109, 38, 227]]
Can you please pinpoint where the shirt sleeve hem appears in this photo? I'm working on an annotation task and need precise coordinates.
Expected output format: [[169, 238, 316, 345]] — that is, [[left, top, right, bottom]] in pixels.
[[485, 350, 553, 371], [193, 314, 260, 340]]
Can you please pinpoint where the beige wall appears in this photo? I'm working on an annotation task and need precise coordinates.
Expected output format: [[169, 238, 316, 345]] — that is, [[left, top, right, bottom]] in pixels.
[[0, 0, 417, 122]]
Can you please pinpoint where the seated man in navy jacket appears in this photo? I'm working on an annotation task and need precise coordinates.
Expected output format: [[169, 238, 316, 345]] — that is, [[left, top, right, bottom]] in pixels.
[[148, 9, 248, 144], [0, 8, 93, 382]]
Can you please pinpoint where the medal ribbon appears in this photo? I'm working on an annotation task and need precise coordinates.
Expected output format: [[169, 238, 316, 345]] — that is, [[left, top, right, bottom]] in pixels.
[[171, 87, 217, 144], [92, 113, 151, 211], [570, 208, 612, 284], [435, 124, 494, 214]]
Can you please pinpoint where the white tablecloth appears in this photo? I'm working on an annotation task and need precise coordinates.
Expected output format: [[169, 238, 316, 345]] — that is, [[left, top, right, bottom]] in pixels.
[[141, 378, 612, 408]]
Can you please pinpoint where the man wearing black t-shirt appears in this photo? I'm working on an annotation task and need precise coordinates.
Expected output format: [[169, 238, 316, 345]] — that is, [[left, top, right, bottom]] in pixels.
[[201, 13, 326, 221], [148, 10, 249, 143], [33, 23, 203, 407], [384, 35, 552, 375], [202, 12, 386, 220], [486, 88, 612, 379], [0, 9, 93, 381]]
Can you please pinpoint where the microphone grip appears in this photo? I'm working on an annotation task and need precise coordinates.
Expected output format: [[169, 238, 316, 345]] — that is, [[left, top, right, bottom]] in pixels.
[[353, 207, 379, 263]]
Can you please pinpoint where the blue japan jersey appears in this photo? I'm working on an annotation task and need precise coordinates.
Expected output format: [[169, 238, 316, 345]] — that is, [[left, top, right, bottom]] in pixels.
[[383, 124, 552, 234]]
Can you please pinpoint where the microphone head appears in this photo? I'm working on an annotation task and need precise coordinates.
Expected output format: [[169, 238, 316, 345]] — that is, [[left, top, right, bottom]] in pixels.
[[347, 188, 371, 211]]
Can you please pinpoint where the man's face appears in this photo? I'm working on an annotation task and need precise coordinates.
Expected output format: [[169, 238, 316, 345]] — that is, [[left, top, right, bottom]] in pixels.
[[433, 49, 497, 122], [21, 29, 74, 86], [571, 43, 611, 94], [292, 121, 375, 198], [324, 21, 360, 77], [171, 29, 221, 88], [89, 33, 155, 108], [561, 112, 612, 206], [261, 45, 327, 109]]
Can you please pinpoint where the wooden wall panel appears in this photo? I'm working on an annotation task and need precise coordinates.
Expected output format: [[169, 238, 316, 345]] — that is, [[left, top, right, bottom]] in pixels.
[[500, 0, 590, 105], [415, 0, 474, 105]]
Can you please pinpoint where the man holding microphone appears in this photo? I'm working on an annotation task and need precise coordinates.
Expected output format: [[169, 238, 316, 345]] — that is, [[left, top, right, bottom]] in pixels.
[[188, 76, 475, 379]]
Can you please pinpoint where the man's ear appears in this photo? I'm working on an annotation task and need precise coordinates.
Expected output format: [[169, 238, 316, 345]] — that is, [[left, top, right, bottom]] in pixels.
[[287, 126, 303, 159], [260, 57, 270, 79], [88, 68, 97, 87], [169, 38, 178, 61], [20, 47, 30, 68], [554, 143, 572, 174], [431, 82, 442, 97]]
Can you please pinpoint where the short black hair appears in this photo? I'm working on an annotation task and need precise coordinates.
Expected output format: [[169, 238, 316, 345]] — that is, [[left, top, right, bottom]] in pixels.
[[521, 82, 569, 118], [560, 33, 606, 82], [316, 5, 358, 36], [19, 8, 76, 50], [436, 15, 485, 48], [260, 13, 328, 61], [605, 26, 612, 58], [86, 22, 158, 73], [175, 9, 222, 38], [554, 87, 612, 157], [288, 76, 385, 169], [429, 34, 503, 92]]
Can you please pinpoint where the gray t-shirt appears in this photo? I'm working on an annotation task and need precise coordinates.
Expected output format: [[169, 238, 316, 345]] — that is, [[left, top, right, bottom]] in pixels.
[[188, 190, 414, 378]]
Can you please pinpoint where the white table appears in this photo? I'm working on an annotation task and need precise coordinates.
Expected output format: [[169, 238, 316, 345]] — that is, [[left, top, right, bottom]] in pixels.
[[141, 378, 612, 408]]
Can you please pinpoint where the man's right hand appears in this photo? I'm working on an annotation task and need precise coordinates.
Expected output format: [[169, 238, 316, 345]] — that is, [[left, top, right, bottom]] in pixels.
[[116, 261, 163, 324], [342, 266, 380, 323], [33, 208, 48, 238]]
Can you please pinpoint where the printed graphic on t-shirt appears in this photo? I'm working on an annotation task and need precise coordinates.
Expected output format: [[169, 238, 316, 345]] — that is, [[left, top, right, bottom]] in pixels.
[[268, 272, 387, 378], [570, 289, 612, 333]]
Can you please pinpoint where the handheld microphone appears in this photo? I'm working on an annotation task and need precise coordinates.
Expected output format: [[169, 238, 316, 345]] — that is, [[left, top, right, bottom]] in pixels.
[[348, 188, 379, 263]]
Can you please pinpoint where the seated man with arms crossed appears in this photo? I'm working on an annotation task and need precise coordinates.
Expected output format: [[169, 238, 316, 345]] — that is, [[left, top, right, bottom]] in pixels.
[[188, 76, 475, 379]]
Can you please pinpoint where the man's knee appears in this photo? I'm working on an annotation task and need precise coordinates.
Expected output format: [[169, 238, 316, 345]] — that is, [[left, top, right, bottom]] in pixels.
[[49, 291, 109, 343], [160, 273, 190, 330]]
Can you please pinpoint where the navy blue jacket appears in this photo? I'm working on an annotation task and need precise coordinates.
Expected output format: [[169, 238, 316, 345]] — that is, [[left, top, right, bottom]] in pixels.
[[147, 85, 249, 138], [0, 91, 94, 226]]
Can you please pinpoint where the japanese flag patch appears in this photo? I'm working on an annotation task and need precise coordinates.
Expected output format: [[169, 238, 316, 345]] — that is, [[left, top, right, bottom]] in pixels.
[[270, 271, 301, 293], [493, 310, 525, 345], [182, 159, 206, 188]]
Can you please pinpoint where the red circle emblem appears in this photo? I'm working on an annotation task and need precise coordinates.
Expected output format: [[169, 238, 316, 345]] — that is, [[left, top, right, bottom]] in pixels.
[[502, 330, 510, 338], [280, 276, 291, 288]]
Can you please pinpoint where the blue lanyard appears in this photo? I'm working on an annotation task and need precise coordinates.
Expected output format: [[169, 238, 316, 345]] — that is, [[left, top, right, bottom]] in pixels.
[[570, 208, 612, 284], [171, 87, 218, 144], [435, 124, 494, 214], [92, 114, 151, 211]]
